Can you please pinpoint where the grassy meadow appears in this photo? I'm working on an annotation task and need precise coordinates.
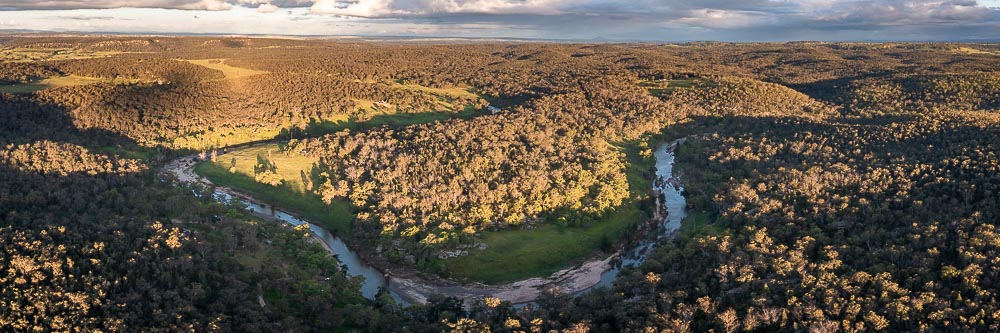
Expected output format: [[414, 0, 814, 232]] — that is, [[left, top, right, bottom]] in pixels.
[[195, 158, 357, 237], [0, 48, 133, 62], [182, 59, 268, 80], [0, 75, 124, 94]]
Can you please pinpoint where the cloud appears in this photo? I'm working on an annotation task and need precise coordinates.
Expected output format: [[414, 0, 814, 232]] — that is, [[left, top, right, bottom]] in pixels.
[[180, 0, 232, 10], [309, 0, 399, 16], [0, 0, 997, 41], [309, 0, 569, 17], [0, 0, 224, 10], [416, 0, 567, 15], [257, 2, 278, 12], [672, 9, 775, 29], [0, 0, 305, 10], [0, 0, 569, 15], [1, 0, 995, 23], [806, 0, 991, 26]]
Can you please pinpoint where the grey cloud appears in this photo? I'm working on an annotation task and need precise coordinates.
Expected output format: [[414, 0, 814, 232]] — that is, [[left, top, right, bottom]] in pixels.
[[1, 0, 997, 41], [0, 0, 309, 10], [0, 0, 231, 10], [807, 0, 991, 25]]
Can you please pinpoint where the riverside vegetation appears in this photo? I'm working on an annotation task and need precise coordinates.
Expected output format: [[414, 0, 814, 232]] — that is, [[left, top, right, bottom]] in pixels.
[[1, 36, 999, 331]]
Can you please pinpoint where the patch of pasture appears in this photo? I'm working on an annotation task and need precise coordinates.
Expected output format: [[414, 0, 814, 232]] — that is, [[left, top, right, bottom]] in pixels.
[[0, 48, 130, 62], [183, 59, 268, 80], [0, 75, 116, 94]]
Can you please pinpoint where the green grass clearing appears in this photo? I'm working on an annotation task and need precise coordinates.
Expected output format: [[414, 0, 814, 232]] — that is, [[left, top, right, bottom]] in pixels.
[[951, 46, 1000, 56], [0, 48, 134, 62], [302, 104, 486, 137], [213, 143, 318, 193], [389, 80, 480, 99], [171, 78, 482, 150], [443, 201, 649, 284], [195, 161, 356, 237], [385, 80, 482, 111], [236, 236, 270, 271], [0, 75, 122, 94], [676, 210, 722, 239], [183, 58, 268, 80], [171, 126, 292, 150], [640, 78, 709, 97]]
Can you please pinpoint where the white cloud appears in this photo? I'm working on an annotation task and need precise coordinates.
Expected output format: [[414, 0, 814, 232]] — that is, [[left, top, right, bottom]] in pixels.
[[1, 0, 997, 40], [673, 9, 772, 29], [310, 0, 400, 16], [257, 2, 278, 12], [309, 0, 566, 17], [804, 0, 990, 23], [0, 0, 231, 10], [179, 0, 232, 10], [420, 0, 566, 15]]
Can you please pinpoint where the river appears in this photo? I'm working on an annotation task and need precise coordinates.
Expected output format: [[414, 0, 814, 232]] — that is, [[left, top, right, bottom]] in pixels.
[[209, 191, 404, 302], [163, 139, 686, 306], [586, 139, 688, 291]]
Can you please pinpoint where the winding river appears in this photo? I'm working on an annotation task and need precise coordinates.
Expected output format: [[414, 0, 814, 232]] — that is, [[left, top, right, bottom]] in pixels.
[[162, 139, 686, 306], [587, 138, 688, 291]]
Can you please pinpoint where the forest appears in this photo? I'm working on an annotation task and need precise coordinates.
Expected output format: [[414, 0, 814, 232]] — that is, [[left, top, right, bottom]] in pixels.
[[1, 36, 999, 332]]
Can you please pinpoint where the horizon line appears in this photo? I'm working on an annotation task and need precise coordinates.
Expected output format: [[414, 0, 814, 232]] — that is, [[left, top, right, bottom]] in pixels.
[[2, 29, 999, 44]]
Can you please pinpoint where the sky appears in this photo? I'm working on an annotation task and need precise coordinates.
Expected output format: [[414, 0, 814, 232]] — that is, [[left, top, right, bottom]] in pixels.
[[0, 0, 998, 41]]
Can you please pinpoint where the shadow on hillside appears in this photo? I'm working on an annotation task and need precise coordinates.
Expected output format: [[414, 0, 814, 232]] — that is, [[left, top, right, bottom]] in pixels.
[[0, 93, 152, 159], [275, 107, 491, 142], [0, 92, 290, 331], [680, 112, 996, 215], [784, 71, 895, 107]]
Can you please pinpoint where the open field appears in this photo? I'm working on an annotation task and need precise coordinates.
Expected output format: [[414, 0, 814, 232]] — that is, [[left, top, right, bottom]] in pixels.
[[171, 125, 304, 152], [639, 79, 711, 96], [303, 103, 485, 136], [0, 47, 133, 62], [195, 161, 357, 237], [182, 58, 268, 80], [951, 46, 1000, 56], [0, 75, 121, 93], [391, 80, 480, 98], [640, 78, 708, 97], [212, 143, 317, 193], [443, 200, 648, 284], [348, 80, 481, 117], [388, 80, 481, 111]]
